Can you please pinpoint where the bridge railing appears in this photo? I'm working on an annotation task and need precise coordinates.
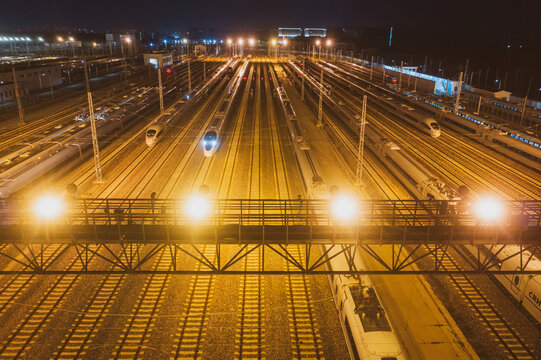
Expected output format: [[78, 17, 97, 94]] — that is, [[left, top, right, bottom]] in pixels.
[[2, 198, 540, 228]]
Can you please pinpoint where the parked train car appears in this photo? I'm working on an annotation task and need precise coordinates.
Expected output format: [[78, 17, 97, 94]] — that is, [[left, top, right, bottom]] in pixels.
[[466, 245, 541, 323], [325, 245, 406, 360]]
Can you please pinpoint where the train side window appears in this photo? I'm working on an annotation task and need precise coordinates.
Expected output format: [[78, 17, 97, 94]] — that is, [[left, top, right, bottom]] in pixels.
[[514, 275, 519, 286], [344, 318, 361, 360]]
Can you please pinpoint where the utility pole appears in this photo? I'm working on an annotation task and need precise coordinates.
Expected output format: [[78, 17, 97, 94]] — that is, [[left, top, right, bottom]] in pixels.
[[317, 69, 323, 126], [520, 77, 532, 125], [382, 66, 385, 85], [301, 59, 305, 100], [158, 66, 164, 114], [188, 58, 192, 93], [454, 72, 463, 114], [203, 62, 206, 81], [12, 67, 24, 126], [48, 75, 54, 99], [475, 96, 482, 115], [464, 58, 469, 85], [83, 61, 103, 183], [398, 60, 403, 91], [370, 56, 374, 81], [356, 95, 367, 185]]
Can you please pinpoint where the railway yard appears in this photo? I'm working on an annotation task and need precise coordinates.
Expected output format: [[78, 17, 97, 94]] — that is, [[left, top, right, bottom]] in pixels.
[[0, 53, 540, 360]]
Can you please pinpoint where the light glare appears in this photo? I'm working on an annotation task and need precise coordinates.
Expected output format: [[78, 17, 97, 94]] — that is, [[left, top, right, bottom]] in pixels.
[[330, 195, 357, 222], [185, 195, 211, 220], [34, 195, 64, 220], [474, 196, 505, 223]]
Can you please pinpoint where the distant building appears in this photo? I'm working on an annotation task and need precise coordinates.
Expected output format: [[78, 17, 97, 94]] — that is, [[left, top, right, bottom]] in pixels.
[[304, 28, 327, 37], [0, 82, 25, 104], [278, 28, 302, 38], [0, 65, 62, 93]]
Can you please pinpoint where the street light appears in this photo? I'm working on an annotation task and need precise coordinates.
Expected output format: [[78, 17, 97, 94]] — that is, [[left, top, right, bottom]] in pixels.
[[330, 194, 358, 223], [227, 38, 232, 44], [33, 194, 64, 220], [283, 39, 288, 46], [474, 196, 505, 223], [271, 39, 277, 46], [238, 38, 244, 56], [57, 36, 63, 42], [68, 37, 75, 57], [315, 39, 321, 59], [248, 38, 255, 46], [184, 194, 211, 220], [326, 39, 332, 46]]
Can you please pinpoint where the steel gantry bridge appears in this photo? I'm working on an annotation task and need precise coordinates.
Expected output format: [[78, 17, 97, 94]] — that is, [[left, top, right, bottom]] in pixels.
[[0, 198, 540, 275]]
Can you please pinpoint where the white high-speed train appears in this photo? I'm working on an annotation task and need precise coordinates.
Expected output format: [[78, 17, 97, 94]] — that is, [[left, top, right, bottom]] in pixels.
[[325, 245, 406, 360], [419, 117, 441, 138], [145, 123, 165, 146], [396, 103, 441, 138], [202, 60, 249, 157], [465, 244, 541, 323], [145, 59, 237, 147]]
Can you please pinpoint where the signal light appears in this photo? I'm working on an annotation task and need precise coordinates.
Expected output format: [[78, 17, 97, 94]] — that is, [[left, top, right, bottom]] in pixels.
[[166, 68, 171, 73]]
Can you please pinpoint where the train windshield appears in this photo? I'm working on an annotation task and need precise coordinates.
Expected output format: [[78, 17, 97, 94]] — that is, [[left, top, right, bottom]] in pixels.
[[147, 129, 157, 137], [203, 131, 217, 151], [430, 122, 440, 130]]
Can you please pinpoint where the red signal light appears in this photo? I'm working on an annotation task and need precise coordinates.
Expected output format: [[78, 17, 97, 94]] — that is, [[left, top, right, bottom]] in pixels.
[[166, 68, 171, 73]]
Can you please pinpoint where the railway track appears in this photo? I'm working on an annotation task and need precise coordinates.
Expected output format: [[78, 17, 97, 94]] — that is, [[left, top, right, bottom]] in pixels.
[[0, 245, 101, 359], [110, 248, 172, 359], [300, 59, 541, 359], [427, 246, 536, 360], [170, 246, 216, 359], [52, 273, 126, 359], [0, 60, 200, 154], [0, 62, 228, 360], [328, 60, 540, 198], [0, 246, 63, 318], [284, 245, 325, 360], [104, 62, 243, 359], [269, 64, 328, 359]]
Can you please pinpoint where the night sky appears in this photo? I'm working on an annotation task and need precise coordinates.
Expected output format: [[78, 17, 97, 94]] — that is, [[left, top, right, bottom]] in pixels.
[[1, 0, 538, 35]]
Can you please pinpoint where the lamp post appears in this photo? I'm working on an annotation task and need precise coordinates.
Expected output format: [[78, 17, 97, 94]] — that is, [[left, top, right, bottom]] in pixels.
[[238, 38, 244, 56], [520, 77, 533, 126], [68, 37, 75, 57], [454, 71, 464, 114], [271, 39, 277, 60], [325, 39, 332, 60], [57, 36, 64, 56], [12, 67, 24, 125], [317, 69, 323, 126], [315, 39, 321, 59]]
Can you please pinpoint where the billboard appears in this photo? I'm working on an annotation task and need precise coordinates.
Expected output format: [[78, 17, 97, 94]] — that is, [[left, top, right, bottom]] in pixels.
[[143, 53, 173, 69]]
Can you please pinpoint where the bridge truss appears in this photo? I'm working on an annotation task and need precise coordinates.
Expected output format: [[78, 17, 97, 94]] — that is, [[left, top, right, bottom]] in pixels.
[[0, 198, 539, 275]]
